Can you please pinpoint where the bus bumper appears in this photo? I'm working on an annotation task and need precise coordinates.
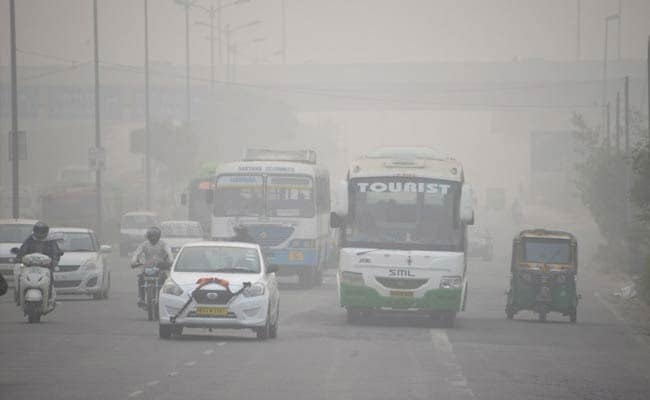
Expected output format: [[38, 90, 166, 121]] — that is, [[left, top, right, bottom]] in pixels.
[[339, 282, 462, 312]]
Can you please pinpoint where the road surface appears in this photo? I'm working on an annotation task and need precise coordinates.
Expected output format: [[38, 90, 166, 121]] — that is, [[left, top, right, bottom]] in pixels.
[[1, 255, 649, 400]]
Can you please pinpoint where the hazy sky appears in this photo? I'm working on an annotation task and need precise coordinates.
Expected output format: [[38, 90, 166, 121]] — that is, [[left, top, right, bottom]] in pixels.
[[0, 0, 648, 68]]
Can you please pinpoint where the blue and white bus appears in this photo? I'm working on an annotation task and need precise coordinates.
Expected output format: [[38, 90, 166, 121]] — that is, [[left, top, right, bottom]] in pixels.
[[209, 149, 332, 288]]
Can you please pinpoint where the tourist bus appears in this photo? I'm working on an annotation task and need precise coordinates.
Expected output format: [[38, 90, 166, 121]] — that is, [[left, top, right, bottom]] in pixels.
[[330, 147, 474, 326]]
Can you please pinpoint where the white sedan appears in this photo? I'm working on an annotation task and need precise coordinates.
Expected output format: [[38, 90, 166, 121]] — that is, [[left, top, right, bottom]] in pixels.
[[158, 241, 280, 340], [50, 228, 112, 299]]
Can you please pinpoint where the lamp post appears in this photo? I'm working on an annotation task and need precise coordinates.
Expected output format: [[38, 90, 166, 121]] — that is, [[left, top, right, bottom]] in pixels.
[[144, 0, 151, 209], [224, 20, 262, 82], [92, 0, 103, 237], [603, 14, 620, 130], [173, 0, 198, 125], [9, 0, 19, 218]]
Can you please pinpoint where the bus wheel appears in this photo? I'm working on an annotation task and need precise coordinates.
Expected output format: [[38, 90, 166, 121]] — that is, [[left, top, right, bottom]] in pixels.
[[346, 307, 362, 324]]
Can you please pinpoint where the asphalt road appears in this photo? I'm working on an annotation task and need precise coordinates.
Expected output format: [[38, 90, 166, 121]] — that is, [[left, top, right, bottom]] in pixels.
[[1, 255, 649, 400]]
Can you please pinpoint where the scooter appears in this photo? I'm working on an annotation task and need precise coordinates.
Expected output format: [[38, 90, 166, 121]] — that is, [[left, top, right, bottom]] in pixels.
[[12, 250, 56, 323]]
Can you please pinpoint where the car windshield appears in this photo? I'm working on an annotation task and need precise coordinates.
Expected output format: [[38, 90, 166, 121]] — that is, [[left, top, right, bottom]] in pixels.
[[122, 215, 157, 229], [524, 239, 571, 264], [346, 178, 462, 251], [174, 246, 260, 273], [161, 222, 202, 238], [0, 224, 33, 243], [56, 232, 96, 252]]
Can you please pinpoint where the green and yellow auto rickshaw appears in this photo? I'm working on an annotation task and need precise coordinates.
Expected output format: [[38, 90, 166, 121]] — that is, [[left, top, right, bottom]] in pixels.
[[506, 229, 579, 322]]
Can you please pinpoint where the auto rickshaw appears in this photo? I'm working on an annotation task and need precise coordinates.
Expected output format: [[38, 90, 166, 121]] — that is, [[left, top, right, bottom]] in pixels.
[[506, 229, 579, 322]]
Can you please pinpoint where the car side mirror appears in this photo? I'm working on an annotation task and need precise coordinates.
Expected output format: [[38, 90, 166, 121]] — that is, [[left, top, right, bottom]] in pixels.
[[100, 245, 112, 254], [10, 247, 19, 255], [180, 193, 188, 206], [267, 264, 279, 274], [330, 212, 345, 229], [205, 190, 214, 204]]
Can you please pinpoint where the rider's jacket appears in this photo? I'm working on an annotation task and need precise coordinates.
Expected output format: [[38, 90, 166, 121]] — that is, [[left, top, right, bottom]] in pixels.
[[17, 235, 62, 268], [130, 240, 173, 269]]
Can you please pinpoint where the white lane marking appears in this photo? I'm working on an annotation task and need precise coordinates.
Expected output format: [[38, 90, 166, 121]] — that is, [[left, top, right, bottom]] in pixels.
[[184, 360, 197, 366], [430, 330, 476, 399], [146, 380, 160, 387], [168, 371, 179, 377], [203, 349, 214, 355], [217, 342, 226, 346], [128, 390, 144, 398], [594, 292, 650, 348]]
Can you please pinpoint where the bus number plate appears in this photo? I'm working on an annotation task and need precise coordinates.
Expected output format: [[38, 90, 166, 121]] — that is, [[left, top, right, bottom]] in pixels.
[[390, 290, 413, 297]]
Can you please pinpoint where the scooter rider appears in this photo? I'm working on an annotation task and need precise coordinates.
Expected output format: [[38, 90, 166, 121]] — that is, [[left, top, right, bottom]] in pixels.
[[16, 221, 62, 303], [131, 226, 173, 306]]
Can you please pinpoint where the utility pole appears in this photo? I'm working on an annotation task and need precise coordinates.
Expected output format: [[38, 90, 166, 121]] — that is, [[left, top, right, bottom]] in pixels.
[[9, 0, 19, 219], [617, 0, 622, 61], [144, 0, 151, 210], [281, 0, 286, 64], [225, 24, 231, 81], [576, 0, 581, 61], [217, 0, 222, 65], [185, 2, 191, 125], [616, 91, 621, 156], [209, 5, 215, 92], [603, 14, 619, 130], [625, 76, 629, 157], [93, 0, 103, 238], [606, 102, 611, 151]]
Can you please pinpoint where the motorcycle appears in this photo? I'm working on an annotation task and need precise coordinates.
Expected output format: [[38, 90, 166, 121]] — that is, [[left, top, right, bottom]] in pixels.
[[134, 259, 168, 321], [12, 250, 56, 323]]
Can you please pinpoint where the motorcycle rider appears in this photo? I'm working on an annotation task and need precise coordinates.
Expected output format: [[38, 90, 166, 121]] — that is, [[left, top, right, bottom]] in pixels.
[[231, 224, 257, 244], [16, 221, 62, 303], [131, 226, 173, 306]]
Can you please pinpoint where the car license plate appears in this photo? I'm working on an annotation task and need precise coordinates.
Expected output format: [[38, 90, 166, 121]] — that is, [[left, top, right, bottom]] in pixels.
[[195, 306, 229, 316], [390, 290, 414, 297], [288, 251, 304, 262]]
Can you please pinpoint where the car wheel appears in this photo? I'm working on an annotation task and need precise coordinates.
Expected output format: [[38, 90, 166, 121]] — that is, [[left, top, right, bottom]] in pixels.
[[256, 310, 272, 340], [269, 308, 279, 339], [159, 324, 173, 339]]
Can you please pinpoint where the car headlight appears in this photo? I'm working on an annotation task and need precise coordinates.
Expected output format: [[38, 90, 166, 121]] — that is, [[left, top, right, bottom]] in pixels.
[[340, 271, 364, 286], [439, 276, 462, 289], [243, 283, 266, 297], [162, 279, 184, 296]]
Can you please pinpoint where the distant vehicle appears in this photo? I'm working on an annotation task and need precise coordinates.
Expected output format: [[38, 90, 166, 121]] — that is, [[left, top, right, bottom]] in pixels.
[[330, 147, 475, 327], [0, 219, 38, 289], [119, 211, 159, 257], [49, 228, 112, 300], [158, 241, 280, 340], [468, 227, 494, 261], [506, 229, 579, 322], [181, 177, 213, 237], [160, 220, 204, 258], [208, 148, 333, 288]]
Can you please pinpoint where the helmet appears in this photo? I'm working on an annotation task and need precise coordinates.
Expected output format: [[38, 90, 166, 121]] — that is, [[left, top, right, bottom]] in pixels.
[[146, 226, 162, 244], [33, 221, 50, 241]]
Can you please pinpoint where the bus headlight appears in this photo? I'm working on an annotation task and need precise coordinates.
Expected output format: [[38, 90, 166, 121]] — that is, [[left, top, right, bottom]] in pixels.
[[340, 271, 364, 286], [439, 276, 462, 289]]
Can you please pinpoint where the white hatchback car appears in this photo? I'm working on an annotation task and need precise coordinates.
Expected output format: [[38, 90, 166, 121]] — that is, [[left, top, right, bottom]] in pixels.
[[158, 241, 280, 340], [50, 228, 112, 299]]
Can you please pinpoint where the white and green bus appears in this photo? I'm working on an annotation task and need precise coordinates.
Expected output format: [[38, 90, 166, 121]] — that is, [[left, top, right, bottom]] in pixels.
[[330, 147, 474, 326]]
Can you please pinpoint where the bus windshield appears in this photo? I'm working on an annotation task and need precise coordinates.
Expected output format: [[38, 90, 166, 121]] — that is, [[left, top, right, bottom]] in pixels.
[[214, 174, 314, 218], [346, 178, 462, 251]]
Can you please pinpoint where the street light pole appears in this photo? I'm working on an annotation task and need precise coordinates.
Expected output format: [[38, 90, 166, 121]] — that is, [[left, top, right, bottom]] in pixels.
[[603, 14, 619, 130], [281, 0, 286, 64], [144, 0, 151, 210], [576, 0, 581, 61], [9, 0, 19, 219], [93, 0, 103, 238], [209, 5, 215, 92]]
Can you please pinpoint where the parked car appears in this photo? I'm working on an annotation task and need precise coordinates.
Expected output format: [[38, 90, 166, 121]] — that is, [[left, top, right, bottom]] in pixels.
[[468, 227, 494, 261], [119, 211, 159, 257], [50, 228, 112, 300], [158, 241, 280, 340], [0, 219, 38, 289], [161, 220, 204, 258]]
